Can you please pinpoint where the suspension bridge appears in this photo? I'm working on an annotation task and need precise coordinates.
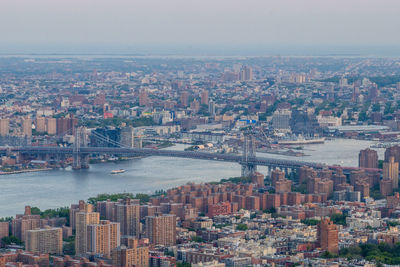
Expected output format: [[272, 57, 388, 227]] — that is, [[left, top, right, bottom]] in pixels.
[[0, 127, 329, 176]]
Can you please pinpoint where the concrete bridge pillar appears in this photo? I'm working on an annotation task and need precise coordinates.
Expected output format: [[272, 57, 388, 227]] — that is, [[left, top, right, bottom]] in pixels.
[[72, 127, 89, 170], [290, 168, 297, 180], [282, 167, 289, 177], [81, 155, 90, 169], [73, 154, 90, 170], [38, 154, 46, 161], [241, 163, 257, 177]]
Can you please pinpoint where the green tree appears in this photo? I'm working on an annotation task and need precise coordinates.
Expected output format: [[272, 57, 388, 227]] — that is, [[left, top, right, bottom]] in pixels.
[[263, 208, 277, 214], [301, 219, 320, 226], [88, 193, 151, 204], [0, 217, 13, 222], [372, 103, 381, 112], [63, 239, 75, 255], [2, 235, 23, 245], [30, 207, 41, 215], [358, 111, 368, 121], [236, 224, 248, 231], [321, 251, 338, 258], [191, 236, 203, 243], [220, 176, 252, 184], [29, 207, 70, 223], [330, 213, 347, 226]]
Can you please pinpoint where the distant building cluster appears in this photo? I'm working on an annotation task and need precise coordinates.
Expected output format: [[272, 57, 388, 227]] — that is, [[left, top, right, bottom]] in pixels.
[[2, 55, 400, 266]]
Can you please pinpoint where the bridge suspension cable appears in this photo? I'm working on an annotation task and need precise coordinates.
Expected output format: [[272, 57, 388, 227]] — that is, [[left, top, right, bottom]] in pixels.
[[89, 130, 128, 148]]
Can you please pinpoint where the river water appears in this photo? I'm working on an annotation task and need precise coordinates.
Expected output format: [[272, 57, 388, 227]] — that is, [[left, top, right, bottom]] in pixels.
[[0, 139, 384, 217]]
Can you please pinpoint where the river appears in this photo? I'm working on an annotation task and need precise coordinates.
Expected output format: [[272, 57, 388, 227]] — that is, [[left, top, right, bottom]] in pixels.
[[0, 139, 384, 217]]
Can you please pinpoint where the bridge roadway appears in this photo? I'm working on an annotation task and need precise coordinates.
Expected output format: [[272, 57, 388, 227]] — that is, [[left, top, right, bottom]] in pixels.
[[0, 146, 326, 170]]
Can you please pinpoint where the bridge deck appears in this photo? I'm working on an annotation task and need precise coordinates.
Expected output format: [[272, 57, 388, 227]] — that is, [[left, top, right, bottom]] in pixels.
[[0, 146, 326, 169]]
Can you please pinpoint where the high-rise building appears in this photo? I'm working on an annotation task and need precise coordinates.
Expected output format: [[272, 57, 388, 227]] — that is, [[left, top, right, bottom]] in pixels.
[[200, 90, 209, 105], [190, 99, 200, 113], [359, 148, 378, 169], [317, 218, 339, 254], [207, 202, 232, 218], [368, 84, 379, 100], [22, 117, 32, 137], [115, 199, 141, 237], [139, 90, 149, 106], [380, 178, 393, 197], [385, 145, 400, 165], [112, 239, 149, 267], [75, 211, 100, 255], [332, 170, 347, 191], [275, 179, 292, 193], [319, 179, 334, 197], [383, 156, 399, 189], [94, 92, 106, 106], [349, 169, 366, 187], [271, 169, 285, 186], [70, 200, 94, 230], [0, 118, 9, 136], [25, 227, 63, 255], [35, 117, 46, 133], [272, 109, 291, 130], [271, 168, 292, 193], [298, 166, 317, 184], [97, 200, 117, 221], [352, 86, 360, 101], [46, 117, 57, 135], [145, 214, 176, 246], [134, 136, 143, 149], [251, 172, 264, 187], [120, 127, 135, 148], [208, 100, 216, 116], [180, 91, 189, 107], [355, 182, 370, 199], [0, 222, 9, 239], [56, 115, 78, 136], [87, 220, 120, 258], [11, 206, 41, 242], [239, 66, 253, 81]]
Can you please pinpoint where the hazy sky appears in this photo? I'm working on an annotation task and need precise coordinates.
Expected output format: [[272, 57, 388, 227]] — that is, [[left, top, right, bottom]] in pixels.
[[1, 0, 399, 54]]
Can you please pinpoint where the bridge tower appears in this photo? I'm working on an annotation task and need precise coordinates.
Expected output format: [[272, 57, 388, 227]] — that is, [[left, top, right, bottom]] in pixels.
[[241, 134, 257, 177], [73, 127, 89, 170]]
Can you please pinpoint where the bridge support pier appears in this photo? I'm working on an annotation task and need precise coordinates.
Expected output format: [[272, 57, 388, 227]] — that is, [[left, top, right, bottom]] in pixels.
[[72, 127, 89, 170], [241, 163, 257, 177], [291, 168, 298, 181], [81, 155, 89, 169], [241, 133, 257, 177], [73, 154, 89, 169], [284, 167, 289, 177], [289, 168, 297, 180]]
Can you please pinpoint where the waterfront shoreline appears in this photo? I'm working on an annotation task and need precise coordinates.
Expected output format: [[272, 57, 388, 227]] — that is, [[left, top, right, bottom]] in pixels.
[[0, 168, 53, 176], [0, 140, 382, 217]]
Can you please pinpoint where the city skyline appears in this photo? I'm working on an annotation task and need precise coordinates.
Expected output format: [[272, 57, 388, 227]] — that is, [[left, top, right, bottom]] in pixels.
[[1, 1, 400, 264]]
